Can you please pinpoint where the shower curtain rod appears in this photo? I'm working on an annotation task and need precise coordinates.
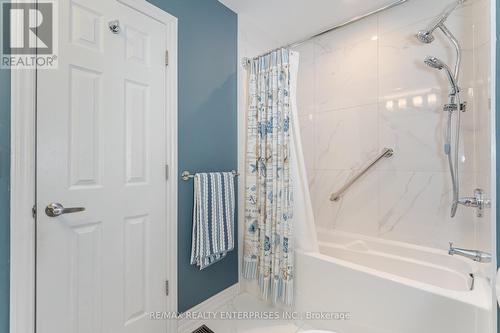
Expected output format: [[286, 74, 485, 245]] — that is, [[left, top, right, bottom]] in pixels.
[[242, 0, 408, 67]]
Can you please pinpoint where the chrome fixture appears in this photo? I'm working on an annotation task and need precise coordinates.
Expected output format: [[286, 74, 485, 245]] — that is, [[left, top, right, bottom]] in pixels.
[[424, 56, 459, 95], [182, 170, 239, 181], [416, 0, 466, 46], [330, 148, 394, 202], [458, 188, 491, 218], [416, 0, 467, 218], [448, 242, 492, 263], [242, 0, 408, 67], [108, 20, 121, 34], [45, 203, 85, 217]]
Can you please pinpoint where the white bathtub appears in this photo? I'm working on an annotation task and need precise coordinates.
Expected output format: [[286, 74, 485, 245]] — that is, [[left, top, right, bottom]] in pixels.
[[295, 230, 493, 333]]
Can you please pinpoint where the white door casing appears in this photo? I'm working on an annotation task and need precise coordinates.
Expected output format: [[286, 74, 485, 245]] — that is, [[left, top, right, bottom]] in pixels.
[[34, 0, 177, 332]]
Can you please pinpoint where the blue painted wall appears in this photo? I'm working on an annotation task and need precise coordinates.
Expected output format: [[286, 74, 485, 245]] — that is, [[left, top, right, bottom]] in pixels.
[[0, 65, 9, 331], [145, 0, 238, 312]]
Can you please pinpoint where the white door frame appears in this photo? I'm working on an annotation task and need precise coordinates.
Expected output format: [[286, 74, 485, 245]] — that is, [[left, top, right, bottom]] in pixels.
[[490, 0, 498, 330], [9, 1, 178, 332]]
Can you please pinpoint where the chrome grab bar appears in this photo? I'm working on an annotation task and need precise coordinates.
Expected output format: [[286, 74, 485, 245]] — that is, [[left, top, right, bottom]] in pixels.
[[330, 148, 394, 202]]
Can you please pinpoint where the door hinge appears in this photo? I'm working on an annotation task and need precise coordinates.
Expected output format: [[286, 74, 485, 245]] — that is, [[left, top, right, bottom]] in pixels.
[[165, 280, 169, 296], [165, 50, 169, 66], [165, 164, 169, 180], [32, 205, 36, 219]]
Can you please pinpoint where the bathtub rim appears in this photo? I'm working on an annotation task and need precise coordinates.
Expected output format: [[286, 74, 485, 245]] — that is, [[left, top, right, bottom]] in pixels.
[[297, 230, 492, 310]]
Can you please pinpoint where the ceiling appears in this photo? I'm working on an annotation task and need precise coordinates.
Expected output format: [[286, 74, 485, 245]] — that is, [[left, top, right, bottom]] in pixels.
[[219, 0, 400, 46]]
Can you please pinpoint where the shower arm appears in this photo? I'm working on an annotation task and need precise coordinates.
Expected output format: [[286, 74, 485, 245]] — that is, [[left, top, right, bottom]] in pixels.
[[438, 24, 461, 85]]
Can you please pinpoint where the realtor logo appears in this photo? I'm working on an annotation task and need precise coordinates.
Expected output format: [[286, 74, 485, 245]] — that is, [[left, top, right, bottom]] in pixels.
[[1, 0, 58, 68]]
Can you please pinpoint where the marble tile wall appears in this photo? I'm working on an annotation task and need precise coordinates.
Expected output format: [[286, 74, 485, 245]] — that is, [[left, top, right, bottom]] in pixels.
[[294, 0, 492, 250]]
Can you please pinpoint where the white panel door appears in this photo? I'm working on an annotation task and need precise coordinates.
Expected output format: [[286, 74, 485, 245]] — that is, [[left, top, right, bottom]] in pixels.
[[36, 0, 169, 332]]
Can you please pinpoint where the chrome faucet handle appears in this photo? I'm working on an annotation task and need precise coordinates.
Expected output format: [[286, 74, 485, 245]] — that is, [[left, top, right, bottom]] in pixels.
[[458, 188, 490, 218], [472, 188, 490, 218]]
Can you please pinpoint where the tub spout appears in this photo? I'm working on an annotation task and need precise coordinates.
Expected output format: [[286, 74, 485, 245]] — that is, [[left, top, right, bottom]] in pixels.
[[448, 242, 491, 263]]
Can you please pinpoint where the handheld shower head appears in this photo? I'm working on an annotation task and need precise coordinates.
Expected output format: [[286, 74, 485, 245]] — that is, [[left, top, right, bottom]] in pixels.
[[424, 56, 459, 95], [424, 56, 445, 69]]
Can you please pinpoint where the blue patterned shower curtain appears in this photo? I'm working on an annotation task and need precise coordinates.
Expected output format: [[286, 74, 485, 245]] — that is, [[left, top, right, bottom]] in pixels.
[[242, 48, 294, 306]]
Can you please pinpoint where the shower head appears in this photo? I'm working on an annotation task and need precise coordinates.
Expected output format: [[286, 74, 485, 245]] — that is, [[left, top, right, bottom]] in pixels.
[[415, 0, 466, 44], [416, 14, 448, 44], [424, 56, 445, 69], [416, 30, 435, 44], [424, 56, 459, 95]]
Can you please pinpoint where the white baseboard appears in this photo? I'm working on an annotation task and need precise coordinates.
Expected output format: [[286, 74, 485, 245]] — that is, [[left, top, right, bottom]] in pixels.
[[177, 283, 240, 333]]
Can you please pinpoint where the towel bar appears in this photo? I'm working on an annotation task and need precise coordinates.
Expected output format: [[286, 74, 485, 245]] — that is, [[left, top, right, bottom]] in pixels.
[[181, 170, 239, 181]]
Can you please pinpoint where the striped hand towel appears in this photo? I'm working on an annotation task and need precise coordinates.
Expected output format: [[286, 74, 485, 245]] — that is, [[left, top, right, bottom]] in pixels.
[[190, 172, 235, 270]]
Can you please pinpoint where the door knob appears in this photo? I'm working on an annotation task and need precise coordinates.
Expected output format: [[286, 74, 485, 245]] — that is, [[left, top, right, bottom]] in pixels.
[[45, 203, 85, 217]]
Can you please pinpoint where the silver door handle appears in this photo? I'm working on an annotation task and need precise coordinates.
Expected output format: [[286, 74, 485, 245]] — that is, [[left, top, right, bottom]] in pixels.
[[45, 203, 85, 217]]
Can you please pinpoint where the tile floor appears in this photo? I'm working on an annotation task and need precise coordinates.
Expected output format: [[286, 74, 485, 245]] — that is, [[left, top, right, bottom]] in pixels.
[[190, 293, 318, 333]]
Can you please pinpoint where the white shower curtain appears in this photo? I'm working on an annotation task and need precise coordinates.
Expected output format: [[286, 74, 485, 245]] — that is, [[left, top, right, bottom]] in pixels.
[[289, 51, 318, 253], [242, 49, 317, 307]]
